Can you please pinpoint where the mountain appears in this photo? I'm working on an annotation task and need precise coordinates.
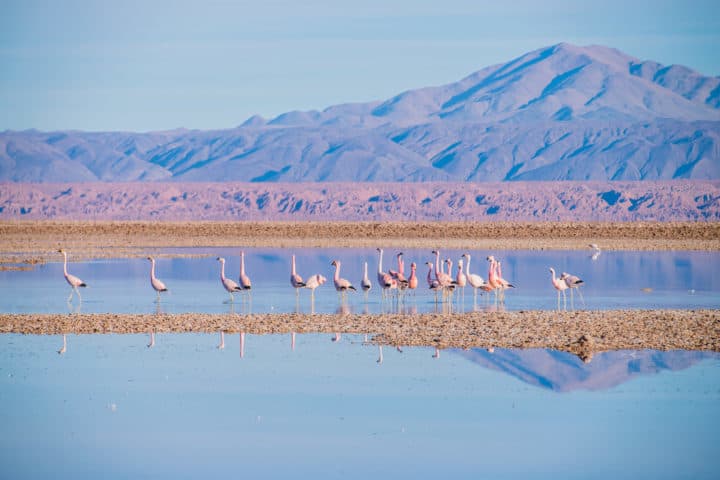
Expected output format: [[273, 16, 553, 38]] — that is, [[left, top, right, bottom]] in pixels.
[[456, 348, 719, 392], [1, 43, 719, 183], [2, 180, 718, 221]]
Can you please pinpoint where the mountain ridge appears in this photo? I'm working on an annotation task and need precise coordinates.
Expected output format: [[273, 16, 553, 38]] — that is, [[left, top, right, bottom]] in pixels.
[[2, 43, 719, 183]]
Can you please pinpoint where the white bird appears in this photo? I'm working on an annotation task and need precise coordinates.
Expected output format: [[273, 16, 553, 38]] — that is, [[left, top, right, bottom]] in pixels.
[[217, 257, 243, 302], [290, 254, 306, 296], [147, 256, 168, 301], [361, 261, 372, 298], [330, 260, 356, 298], [58, 249, 87, 302], [304, 273, 327, 304], [239, 251, 252, 292], [462, 253, 486, 303], [589, 243, 601, 261]]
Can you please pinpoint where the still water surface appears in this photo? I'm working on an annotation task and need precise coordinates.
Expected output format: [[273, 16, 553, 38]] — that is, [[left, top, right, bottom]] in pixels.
[[1, 333, 719, 479], [1, 248, 719, 314], [1, 248, 719, 478]]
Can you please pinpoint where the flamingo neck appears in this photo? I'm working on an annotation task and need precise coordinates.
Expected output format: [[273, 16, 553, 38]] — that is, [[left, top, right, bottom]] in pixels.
[[378, 250, 383, 273], [150, 259, 156, 281], [291, 255, 296, 276], [434, 252, 441, 280], [363, 262, 368, 279], [333, 264, 340, 282], [62, 252, 68, 276], [465, 256, 471, 277], [220, 260, 226, 281], [240, 254, 245, 275]]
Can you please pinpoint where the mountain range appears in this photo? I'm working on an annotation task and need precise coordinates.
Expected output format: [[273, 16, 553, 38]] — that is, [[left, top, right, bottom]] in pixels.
[[1, 43, 719, 183]]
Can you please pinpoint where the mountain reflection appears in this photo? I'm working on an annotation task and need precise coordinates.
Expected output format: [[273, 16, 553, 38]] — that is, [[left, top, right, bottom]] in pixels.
[[456, 348, 719, 392]]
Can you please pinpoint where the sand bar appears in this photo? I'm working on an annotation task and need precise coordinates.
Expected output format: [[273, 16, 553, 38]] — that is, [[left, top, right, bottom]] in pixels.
[[2, 309, 718, 361], [1, 221, 718, 263]]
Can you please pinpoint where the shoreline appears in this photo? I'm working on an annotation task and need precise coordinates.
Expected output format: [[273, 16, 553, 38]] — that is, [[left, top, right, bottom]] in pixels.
[[1, 221, 718, 263], [2, 309, 718, 361]]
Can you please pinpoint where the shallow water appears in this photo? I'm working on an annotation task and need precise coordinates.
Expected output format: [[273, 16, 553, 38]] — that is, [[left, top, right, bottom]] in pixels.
[[1, 248, 718, 314], [1, 333, 719, 479]]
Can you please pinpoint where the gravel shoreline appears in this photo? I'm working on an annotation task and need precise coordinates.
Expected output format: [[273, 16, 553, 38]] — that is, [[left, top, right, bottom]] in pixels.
[[2, 309, 718, 361], [1, 221, 718, 264]]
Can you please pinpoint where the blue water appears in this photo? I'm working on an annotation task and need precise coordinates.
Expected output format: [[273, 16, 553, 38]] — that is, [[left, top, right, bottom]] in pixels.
[[1, 248, 719, 314], [0, 333, 719, 479], [2, 248, 719, 478]]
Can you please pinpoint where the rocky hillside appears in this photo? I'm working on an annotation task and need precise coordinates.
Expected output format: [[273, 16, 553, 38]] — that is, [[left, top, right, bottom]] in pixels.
[[1, 43, 718, 183]]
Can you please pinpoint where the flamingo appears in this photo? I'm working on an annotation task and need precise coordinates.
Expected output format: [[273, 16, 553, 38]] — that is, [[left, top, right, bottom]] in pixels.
[[432, 250, 454, 300], [376, 248, 397, 298], [290, 254, 306, 297], [361, 261, 372, 299], [495, 260, 515, 302], [304, 273, 327, 305], [389, 252, 408, 289], [486, 256, 503, 302], [589, 243, 601, 261], [147, 256, 168, 301], [561, 271, 585, 308], [549, 267, 568, 311], [239, 251, 252, 292], [58, 249, 87, 302], [425, 261, 441, 303], [408, 262, 418, 292], [217, 257, 243, 302], [456, 258, 467, 300], [330, 260, 356, 299], [462, 253, 485, 303]]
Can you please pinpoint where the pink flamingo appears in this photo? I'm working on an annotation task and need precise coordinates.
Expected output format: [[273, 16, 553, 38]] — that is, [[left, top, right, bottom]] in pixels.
[[376, 248, 397, 298], [456, 258, 467, 300], [425, 261, 441, 303], [389, 252, 408, 289], [408, 262, 418, 292], [330, 260, 356, 299], [239, 251, 252, 292], [486, 256, 502, 302], [290, 254, 306, 296], [58, 249, 87, 302], [495, 260, 515, 302], [217, 257, 243, 302], [432, 250, 454, 299], [549, 267, 568, 311], [147, 256, 168, 301]]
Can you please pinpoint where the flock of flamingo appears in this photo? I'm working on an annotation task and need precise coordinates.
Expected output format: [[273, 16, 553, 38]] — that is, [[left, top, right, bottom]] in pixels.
[[58, 246, 587, 311]]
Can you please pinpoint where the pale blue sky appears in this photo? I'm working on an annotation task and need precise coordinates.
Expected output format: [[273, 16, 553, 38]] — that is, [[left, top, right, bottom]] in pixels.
[[1, 0, 718, 132]]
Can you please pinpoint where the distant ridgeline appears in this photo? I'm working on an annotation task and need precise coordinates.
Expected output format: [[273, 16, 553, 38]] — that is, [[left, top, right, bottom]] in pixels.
[[1, 43, 719, 184], [1, 181, 718, 221]]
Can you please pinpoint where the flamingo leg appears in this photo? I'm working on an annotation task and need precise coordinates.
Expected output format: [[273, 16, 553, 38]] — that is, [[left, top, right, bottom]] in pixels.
[[577, 287, 586, 306]]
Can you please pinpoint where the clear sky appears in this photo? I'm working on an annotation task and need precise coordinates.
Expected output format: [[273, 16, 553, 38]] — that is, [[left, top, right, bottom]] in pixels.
[[1, 0, 719, 132]]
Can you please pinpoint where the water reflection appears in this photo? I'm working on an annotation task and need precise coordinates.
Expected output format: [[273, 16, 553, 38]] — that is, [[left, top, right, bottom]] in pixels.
[[457, 347, 720, 392], [39, 330, 720, 392]]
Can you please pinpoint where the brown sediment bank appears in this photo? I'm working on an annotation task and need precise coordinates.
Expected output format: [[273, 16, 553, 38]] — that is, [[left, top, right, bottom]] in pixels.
[[2, 309, 718, 361], [0, 221, 718, 263]]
